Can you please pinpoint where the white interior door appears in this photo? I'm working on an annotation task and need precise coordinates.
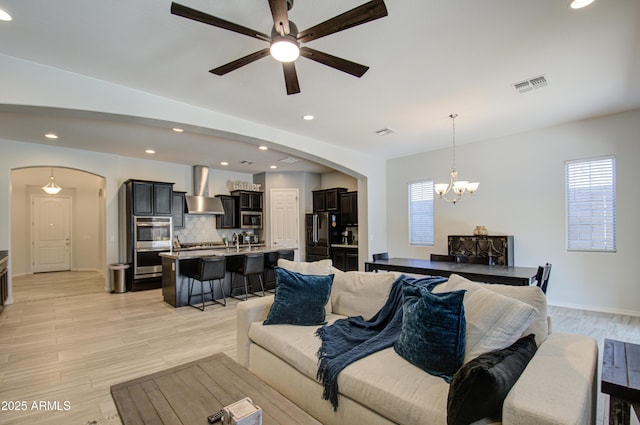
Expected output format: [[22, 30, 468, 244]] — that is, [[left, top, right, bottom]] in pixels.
[[270, 189, 299, 252], [32, 195, 71, 273]]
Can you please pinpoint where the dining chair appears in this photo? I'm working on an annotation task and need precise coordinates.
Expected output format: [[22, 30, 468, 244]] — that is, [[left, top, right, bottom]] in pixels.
[[455, 255, 491, 265], [372, 252, 389, 261], [430, 253, 456, 262], [533, 263, 552, 294]]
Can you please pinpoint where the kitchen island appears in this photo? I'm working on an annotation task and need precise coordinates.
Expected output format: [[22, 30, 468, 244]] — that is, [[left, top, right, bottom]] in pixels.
[[160, 245, 294, 308]]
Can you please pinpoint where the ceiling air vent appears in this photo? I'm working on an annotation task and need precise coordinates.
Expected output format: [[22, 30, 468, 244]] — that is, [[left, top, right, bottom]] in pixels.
[[512, 75, 548, 94], [279, 156, 300, 164], [374, 128, 395, 136]]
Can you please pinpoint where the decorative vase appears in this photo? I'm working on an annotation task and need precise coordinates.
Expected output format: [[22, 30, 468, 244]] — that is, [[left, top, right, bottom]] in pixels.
[[473, 225, 488, 236]]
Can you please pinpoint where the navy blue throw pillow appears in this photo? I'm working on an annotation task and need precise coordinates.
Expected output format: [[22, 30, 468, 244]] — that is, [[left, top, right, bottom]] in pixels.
[[394, 281, 466, 382], [263, 267, 333, 326], [447, 333, 537, 425]]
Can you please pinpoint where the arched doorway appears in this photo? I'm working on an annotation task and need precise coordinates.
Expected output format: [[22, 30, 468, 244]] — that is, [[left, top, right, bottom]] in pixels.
[[10, 166, 106, 301]]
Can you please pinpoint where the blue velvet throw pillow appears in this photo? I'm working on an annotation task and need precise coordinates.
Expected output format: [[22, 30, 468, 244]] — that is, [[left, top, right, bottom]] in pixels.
[[446, 333, 537, 425], [394, 281, 466, 382], [263, 267, 333, 326]]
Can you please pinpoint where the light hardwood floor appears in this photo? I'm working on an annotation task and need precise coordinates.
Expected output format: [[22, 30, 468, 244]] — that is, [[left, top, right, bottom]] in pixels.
[[1, 272, 638, 425]]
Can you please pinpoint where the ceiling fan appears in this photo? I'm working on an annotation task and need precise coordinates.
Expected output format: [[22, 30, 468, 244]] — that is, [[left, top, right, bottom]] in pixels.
[[170, 0, 388, 95]]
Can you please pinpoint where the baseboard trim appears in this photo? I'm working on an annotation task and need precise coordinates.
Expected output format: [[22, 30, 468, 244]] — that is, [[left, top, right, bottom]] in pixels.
[[548, 301, 640, 318]]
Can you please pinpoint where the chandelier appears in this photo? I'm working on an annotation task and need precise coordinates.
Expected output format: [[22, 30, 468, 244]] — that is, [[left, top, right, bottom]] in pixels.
[[42, 168, 62, 195], [434, 114, 479, 204]]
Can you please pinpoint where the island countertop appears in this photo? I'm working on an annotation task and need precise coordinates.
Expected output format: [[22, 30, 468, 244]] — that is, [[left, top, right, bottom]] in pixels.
[[159, 245, 291, 260]]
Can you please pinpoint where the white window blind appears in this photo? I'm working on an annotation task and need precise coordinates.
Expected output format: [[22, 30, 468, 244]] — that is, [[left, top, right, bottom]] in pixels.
[[408, 180, 434, 246], [565, 156, 616, 251]]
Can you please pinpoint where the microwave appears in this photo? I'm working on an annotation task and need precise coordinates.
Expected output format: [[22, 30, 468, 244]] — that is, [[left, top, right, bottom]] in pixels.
[[240, 211, 262, 229]]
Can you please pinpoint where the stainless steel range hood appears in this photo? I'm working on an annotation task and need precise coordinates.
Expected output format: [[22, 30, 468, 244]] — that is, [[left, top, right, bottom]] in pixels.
[[185, 165, 225, 215]]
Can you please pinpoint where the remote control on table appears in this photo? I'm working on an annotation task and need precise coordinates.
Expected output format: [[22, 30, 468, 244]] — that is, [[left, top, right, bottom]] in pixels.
[[207, 409, 223, 424]]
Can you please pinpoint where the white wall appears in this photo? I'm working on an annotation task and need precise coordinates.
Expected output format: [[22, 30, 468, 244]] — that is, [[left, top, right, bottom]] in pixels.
[[387, 109, 640, 315], [11, 167, 105, 275]]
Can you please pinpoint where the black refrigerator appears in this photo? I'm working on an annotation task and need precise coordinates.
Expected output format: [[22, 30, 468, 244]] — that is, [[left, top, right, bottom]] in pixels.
[[305, 212, 342, 262]]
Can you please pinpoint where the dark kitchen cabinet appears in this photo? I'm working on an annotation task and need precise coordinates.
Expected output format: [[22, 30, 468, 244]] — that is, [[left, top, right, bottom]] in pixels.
[[216, 195, 237, 229], [231, 190, 263, 211], [331, 246, 358, 271], [340, 191, 358, 226], [313, 188, 347, 212], [172, 191, 186, 229], [128, 180, 174, 216]]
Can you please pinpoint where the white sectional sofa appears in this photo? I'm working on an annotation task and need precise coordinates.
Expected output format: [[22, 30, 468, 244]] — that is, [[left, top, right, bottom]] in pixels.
[[237, 266, 598, 425]]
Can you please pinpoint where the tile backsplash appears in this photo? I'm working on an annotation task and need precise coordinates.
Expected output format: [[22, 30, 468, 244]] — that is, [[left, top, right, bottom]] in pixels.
[[174, 215, 221, 243]]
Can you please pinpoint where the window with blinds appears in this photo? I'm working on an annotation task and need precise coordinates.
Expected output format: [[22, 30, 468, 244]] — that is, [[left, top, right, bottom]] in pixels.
[[408, 180, 434, 246], [565, 156, 616, 252]]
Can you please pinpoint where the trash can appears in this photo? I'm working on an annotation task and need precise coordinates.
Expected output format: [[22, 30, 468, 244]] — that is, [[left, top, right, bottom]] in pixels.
[[109, 263, 130, 293]]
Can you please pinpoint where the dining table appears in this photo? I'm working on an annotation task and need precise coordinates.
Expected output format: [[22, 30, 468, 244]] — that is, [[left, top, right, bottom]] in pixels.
[[364, 257, 538, 286]]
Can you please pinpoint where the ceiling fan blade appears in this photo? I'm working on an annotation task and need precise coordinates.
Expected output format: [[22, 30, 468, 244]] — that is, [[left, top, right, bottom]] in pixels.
[[268, 0, 290, 35], [171, 2, 270, 42], [299, 47, 369, 77], [297, 0, 388, 44], [282, 62, 301, 95], [209, 48, 271, 75]]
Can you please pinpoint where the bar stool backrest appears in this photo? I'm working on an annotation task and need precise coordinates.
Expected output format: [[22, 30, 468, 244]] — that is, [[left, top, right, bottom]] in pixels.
[[200, 257, 226, 281], [264, 251, 279, 269], [244, 253, 265, 275], [277, 250, 295, 261]]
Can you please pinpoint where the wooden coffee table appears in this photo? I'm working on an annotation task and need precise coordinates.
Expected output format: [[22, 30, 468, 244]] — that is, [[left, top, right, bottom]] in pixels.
[[111, 352, 321, 425], [601, 339, 640, 425]]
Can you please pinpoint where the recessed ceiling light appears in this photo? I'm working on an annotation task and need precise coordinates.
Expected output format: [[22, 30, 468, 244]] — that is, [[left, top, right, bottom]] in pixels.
[[303, 115, 314, 121], [270, 165, 277, 169], [570, 0, 595, 9], [172, 127, 184, 133], [45, 133, 58, 139], [145, 149, 156, 154], [220, 161, 229, 166], [0, 9, 12, 22], [259, 145, 268, 151]]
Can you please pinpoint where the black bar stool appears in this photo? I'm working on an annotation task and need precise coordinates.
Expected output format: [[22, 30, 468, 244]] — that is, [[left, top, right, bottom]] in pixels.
[[184, 256, 226, 311], [277, 249, 295, 262], [263, 251, 279, 292], [228, 252, 265, 300]]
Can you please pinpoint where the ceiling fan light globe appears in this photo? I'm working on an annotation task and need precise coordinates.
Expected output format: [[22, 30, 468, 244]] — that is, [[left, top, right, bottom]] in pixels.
[[270, 37, 300, 62]]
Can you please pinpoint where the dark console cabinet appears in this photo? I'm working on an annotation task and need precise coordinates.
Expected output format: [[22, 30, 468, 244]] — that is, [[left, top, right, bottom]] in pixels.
[[448, 235, 514, 266], [128, 180, 174, 216]]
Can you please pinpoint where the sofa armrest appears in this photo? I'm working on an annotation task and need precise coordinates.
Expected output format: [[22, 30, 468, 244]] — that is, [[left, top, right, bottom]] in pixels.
[[236, 295, 274, 368], [502, 332, 598, 425]]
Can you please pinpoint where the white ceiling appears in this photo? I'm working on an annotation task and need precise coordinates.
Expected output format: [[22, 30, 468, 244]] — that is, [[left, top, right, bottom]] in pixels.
[[0, 0, 638, 174]]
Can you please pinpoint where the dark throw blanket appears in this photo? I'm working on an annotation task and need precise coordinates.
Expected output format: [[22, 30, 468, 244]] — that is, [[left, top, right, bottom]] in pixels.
[[316, 275, 448, 410]]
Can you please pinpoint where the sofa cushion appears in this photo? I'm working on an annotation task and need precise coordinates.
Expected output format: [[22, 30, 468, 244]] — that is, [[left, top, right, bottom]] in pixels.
[[447, 333, 538, 425], [330, 271, 398, 320], [483, 284, 548, 346], [277, 258, 333, 274], [394, 281, 466, 382], [263, 268, 334, 326], [433, 274, 537, 363], [248, 319, 451, 424]]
